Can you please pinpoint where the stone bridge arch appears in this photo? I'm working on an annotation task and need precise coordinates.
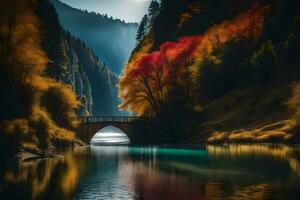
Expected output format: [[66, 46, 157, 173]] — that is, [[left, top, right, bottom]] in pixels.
[[75, 116, 150, 144]]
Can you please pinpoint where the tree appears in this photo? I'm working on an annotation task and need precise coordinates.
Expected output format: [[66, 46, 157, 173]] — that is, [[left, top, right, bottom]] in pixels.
[[0, 0, 79, 151], [147, 0, 160, 30], [121, 4, 265, 116], [283, 16, 300, 74], [37, 0, 68, 82], [0, 0, 18, 76], [136, 14, 148, 44], [119, 52, 168, 116], [251, 41, 279, 83]]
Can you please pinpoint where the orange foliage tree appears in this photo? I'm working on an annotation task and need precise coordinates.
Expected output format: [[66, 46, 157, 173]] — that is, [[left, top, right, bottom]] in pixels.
[[119, 3, 264, 116]]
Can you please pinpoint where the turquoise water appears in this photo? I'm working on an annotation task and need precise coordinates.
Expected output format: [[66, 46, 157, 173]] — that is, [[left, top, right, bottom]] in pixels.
[[1, 144, 300, 200]]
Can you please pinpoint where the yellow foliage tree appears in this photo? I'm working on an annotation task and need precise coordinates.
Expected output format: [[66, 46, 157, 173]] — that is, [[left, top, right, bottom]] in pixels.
[[0, 0, 79, 150]]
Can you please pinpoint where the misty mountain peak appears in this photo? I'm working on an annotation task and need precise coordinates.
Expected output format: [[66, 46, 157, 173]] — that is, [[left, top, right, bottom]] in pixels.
[[50, 0, 138, 75]]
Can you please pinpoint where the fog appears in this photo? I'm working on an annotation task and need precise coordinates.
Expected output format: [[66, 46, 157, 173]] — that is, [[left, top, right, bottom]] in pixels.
[[60, 0, 152, 23], [51, 0, 138, 74]]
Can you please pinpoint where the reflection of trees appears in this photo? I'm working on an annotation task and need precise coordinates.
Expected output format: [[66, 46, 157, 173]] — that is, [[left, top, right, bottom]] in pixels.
[[120, 159, 218, 200], [228, 184, 272, 200], [121, 145, 300, 200], [2, 149, 88, 200], [207, 144, 300, 177]]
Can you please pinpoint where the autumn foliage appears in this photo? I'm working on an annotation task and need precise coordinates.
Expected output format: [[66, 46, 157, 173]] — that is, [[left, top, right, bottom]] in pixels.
[[119, 3, 264, 116], [0, 0, 79, 151]]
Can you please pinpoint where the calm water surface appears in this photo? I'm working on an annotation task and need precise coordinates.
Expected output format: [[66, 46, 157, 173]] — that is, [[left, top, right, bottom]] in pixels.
[[1, 144, 300, 200]]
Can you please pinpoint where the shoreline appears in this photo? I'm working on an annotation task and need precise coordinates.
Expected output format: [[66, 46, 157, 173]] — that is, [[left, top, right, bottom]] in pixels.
[[15, 142, 300, 162], [16, 146, 63, 162]]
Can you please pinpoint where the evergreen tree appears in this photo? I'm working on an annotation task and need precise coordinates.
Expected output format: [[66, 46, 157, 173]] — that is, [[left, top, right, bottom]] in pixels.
[[251, 41, 279, 83], [136, 14, 148, 43], [37, 0, 68, 81], [147, 0, 160, 30]]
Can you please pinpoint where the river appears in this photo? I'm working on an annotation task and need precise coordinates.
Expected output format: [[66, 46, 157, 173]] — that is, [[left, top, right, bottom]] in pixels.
[[1, 144, 300, 200]]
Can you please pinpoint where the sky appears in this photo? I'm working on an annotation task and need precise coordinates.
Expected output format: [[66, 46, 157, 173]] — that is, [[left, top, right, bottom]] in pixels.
[[60, 0, 152, 23]]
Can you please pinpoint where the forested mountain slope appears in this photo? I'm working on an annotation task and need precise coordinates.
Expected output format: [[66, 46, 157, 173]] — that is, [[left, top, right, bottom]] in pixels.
[[50, 0, 138, 74], [0, 0, 78, 154], [0, 0, 124, 155], [120, 0, 300, 143], [38, 0, 123, 116]]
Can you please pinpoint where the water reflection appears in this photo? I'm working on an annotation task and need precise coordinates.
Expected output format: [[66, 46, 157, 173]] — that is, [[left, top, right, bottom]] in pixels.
[[0, 144, 300, 200], [121, 144, 300, 200], [207, 144, 300, 177], [74, 146, 134, 200], [0, 148, 89, 200]]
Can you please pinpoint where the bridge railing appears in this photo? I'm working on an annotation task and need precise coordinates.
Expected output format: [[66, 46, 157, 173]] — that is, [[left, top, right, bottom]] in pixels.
[[77, 116, 152, 124]]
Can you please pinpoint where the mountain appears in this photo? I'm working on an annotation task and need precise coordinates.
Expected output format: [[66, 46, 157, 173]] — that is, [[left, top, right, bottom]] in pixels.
[[120, 0, 300, 143], [38, 0, 123, 116], [0, 0, 126, 155], [62, 32, 121, 116], [50, 0, 138, 75]]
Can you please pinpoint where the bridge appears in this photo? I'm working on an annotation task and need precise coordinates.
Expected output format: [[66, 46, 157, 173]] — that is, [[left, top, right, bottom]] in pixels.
[[75, 116, 151, 144]]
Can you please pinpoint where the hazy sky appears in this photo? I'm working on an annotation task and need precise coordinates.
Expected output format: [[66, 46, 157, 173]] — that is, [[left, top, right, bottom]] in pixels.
[[60, 0, 152, 23]]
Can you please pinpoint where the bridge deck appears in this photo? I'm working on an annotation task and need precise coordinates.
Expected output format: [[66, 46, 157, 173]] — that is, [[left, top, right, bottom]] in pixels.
[[78, 116, 151, 124]]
